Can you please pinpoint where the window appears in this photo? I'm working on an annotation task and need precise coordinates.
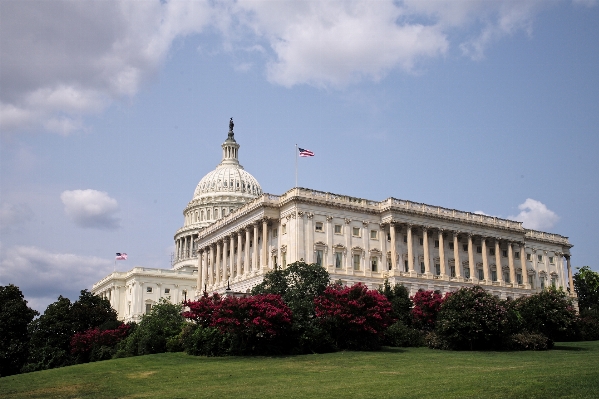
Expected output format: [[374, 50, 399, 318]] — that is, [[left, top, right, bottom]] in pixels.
[[316, 250, 323, 267], [462, 244, 468, 252], [549, 256, 555, 264], [515, 251, 520, 259], [282, 252, 287, 268], [551, 276, 557, 288], [435, 264, 441, 276], [145, 303, 152, 314], [537, 255, 543, 262], [502, 250, 508, 258], [352, 227, 361, 237], [335, 252, 343, 269], [449, 243, 454, 250], [146, 287, 153, 293], [315, 222, 323, 232], [370, 230, 378, 239], [282, 224, 287, 234], [164, 288, 170, 294], [540, 277, 545, 290], [503, 271, 510, 283], [475, 246, 481, 254], [464, 267, 470, 279], [272, 228, 278, 238], [478, 269, 485, 280], [420, 262, 425, 273], [371, 258, 378, 272], [404, 260, 409, 272], [387, 233, 391, 241], [517, 273, 522, 285], [530, 278, 535, 289], [353, 254, 361, 271], [526, 253, 532, 261], [273, 255, 277, 267], [388, 258, 392, 270], [450, 266, 456, 278], [491, 270, 497, 282], [434, 240, 439, 248], [334, 225, 342, 234], [419, 238, 424, 245], [403, 235, 408, 243], [489, 248, 495, 256]]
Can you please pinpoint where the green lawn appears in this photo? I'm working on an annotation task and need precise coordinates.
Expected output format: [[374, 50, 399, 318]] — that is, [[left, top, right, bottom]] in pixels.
[[2, 342, 599, 399]]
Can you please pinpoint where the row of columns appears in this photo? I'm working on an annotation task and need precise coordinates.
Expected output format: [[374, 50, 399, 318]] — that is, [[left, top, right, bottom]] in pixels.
[[175, 234, 196, 261], [197, 219, 271, 291], [390, 223, 529, 286]]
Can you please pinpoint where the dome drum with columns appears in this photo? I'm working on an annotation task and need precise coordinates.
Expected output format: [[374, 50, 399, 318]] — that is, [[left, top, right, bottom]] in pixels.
[[173, 119, 262, 271]]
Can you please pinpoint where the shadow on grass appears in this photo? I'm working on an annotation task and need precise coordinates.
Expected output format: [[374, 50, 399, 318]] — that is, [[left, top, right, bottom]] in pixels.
[[379, 347, 408, 354], [552, 344, 589, 351]]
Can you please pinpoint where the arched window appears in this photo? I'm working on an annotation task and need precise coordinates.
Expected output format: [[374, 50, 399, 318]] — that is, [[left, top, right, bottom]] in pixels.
[[207, 209, 211, 220]]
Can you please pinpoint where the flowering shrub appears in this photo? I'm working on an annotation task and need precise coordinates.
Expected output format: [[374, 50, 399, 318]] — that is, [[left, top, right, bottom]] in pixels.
[[70, 324, 131, 362], [510, 288, 577, 343], [182, 293, 293, 355], [410, 290, 448, 330], [434, 286, 507, 350], [314, 283, 394, 350]]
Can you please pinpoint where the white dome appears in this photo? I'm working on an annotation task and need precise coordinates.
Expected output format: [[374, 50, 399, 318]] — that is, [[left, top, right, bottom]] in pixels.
[[194, 165, 262, 199]]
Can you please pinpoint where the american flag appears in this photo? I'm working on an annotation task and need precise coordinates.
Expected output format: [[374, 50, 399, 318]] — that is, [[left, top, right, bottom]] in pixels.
[[115, 253, 128, 260], [298, 147, 314, 157]]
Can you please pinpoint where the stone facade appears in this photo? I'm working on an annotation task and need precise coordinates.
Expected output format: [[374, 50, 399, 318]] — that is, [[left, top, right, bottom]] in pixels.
[[195, 187, 575, 300], [92, 120, 576, 322]]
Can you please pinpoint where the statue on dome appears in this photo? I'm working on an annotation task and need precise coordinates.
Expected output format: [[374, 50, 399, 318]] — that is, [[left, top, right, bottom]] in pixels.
[[229, 117, 234, 131]]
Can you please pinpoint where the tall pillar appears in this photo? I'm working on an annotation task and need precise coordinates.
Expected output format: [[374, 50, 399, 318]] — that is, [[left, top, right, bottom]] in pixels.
[[326, 216, 333, 267], [202, 248, 208, 291], [453, 232, 462, 279], [345, 218, 351, 272], [222, 238, 229, 283], [390, 223, 397, 270], [438, 229, 446, 277], [495, 239, 503, 283], [508, 242, 516, 285], [262, 219, 269, 269], [244, 228, 250, 275], [566, 255, 575, 296], [520, 243, 528, 286], [208, 245, 215, 287], [236, 231, 242, 278], [467, 233, 475, 281], [253, 223, 259, 271], [196, 249, 203, 294], [423, 227, 431, 276], [306, 214, 314, 264], [407, 224, 415, 274], [215, 241, 222, 286], [482, 237, 489, 283]]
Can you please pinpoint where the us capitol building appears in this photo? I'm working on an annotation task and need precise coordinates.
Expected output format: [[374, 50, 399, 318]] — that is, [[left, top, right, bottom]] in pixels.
[[93, 120, 576, 322]]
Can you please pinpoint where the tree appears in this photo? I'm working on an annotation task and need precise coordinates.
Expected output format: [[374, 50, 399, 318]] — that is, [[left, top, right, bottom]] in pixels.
[[411, 290, 447, 331], [314, 283, 394, 350], [118, 298, 184, 356], [25, 290, 118, 371], [574, 266, 599, 312], [252, 261, 331, 352], [0, 284, 39, 376], [378, 280, 412, 325]]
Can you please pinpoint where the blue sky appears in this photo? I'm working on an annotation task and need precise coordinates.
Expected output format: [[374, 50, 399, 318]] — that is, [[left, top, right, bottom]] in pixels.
[[1, 0, 598, 312]]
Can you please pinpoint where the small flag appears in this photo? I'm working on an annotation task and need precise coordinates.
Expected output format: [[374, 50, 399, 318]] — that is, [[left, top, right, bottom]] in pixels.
[[298, 148, 314, 157], [116, 253, 128, 260]]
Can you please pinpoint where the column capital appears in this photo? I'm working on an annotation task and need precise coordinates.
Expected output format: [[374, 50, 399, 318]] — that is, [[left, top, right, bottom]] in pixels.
[[326, 215, 333, 222], [344, 218, 351, 224]]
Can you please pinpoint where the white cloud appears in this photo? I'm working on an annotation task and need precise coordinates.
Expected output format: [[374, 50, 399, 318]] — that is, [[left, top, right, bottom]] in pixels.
[[0, 0, 575, 133], [61, 189, 120, 230], [0, 245, 113, 313], [474, 210, 489, 216], [0, 0, 212, 135], [509, 198, 559, 231]]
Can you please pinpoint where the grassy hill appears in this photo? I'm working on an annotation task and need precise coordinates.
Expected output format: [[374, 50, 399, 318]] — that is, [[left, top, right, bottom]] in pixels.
[[2, 341, 599, 399]]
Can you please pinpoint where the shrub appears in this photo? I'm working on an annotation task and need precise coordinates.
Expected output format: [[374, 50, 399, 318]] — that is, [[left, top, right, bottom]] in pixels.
[[506, 332, 550, 351], [434, 286, 507, 350], [384, 321, 424, 347], [424, 331, 449, 350], [70, 324, 131, 363], [183, 294, 293, 356], [576, 309, 599, 341], [314, 283, 394, 350], [511, 288, 577, 342], [411, 290, 447, 330]]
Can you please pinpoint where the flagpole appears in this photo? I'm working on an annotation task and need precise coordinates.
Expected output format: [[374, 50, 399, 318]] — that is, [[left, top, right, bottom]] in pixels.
[[295, 144, 298, 188]]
